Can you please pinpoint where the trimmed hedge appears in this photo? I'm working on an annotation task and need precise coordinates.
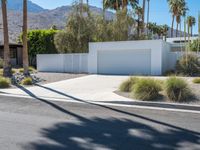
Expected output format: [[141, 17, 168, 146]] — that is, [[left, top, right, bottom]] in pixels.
[[20, 29, 58, 65]]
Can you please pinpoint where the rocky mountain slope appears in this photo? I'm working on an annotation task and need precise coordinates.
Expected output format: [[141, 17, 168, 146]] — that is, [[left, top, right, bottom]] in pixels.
[[0, 1, 114, 44]]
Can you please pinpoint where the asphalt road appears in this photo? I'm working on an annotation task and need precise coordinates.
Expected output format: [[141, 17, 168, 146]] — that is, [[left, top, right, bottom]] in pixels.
[[0, 95, 200, 150]]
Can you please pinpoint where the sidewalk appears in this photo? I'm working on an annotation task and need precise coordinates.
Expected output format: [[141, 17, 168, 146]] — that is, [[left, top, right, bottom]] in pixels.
[[0, 75, 200, 112], [0, 75, 132, 102]]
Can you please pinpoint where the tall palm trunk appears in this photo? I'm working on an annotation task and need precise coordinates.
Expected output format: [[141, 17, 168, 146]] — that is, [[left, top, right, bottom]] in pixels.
[[191, 26, 193, 36], [176, 22, 179, 37], [86, 0, 90, 16], [146, 0, 150, 35], [142, 0, 146, 34], [171, 15, 175, 37], [103, 0, 106, 20], [1, 0, 12, 77], [80, 0, 83, 16], [122, 0, 127, 14], [116, 0, 119, 10], [23, 0, 29, 76]]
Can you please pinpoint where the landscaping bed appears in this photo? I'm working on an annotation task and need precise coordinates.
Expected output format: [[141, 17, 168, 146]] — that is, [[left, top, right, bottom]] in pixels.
[[0, 68, 87, 88], [117, 76, 200, 105]]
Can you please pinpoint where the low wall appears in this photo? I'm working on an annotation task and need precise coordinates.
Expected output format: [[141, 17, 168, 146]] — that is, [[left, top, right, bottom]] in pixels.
[[37, 54, 88, 73]]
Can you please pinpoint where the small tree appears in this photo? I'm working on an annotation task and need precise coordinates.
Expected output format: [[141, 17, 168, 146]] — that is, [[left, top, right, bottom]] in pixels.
[[54, 2, 95, 53]]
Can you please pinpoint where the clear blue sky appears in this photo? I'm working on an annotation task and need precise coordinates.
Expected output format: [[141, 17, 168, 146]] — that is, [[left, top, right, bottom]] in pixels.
[[31, 0, 200, 34]]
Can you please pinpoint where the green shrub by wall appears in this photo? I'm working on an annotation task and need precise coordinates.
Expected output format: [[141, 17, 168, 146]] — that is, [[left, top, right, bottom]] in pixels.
[[20, 29, 58, 66]]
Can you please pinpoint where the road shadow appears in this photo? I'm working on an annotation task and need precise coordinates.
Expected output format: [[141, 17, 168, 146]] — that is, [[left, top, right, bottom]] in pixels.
[[15, 84, 200, 149], [23, 117, 200, 150], [16, 84, 200, 136]]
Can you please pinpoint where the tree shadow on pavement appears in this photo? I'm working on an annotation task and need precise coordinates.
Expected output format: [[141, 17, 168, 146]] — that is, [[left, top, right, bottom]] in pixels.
[[23, 117, 200, 150], [16, 85, 200, 150]]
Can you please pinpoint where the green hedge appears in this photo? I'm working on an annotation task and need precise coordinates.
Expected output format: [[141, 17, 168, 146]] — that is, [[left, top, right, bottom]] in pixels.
[[20, 29, 58, 65]]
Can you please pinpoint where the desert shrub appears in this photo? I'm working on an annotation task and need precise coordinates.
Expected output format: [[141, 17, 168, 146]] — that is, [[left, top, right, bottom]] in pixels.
[[131, 78, 162, 101], [0, 58, 3, 68], [0, 69, 16, 76], [21, 77, 33, 85], [0, 77, 11, 88], [0, 69, 3, 76], [192, 78, 200, 84], [165, 77, 192, 102], [188, 39, 200, 52], [164, 70, 176, 76], [119, 77, 139, 92], [19, 67, 36, 73], [176, 54, 200, 76]]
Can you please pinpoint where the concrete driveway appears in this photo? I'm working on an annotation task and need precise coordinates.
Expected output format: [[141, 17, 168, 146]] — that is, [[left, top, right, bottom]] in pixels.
[[0, 75, 132, 102]]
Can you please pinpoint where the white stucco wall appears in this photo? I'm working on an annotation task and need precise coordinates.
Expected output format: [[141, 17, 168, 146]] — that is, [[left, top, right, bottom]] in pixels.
[[162, 41, 171, 73], [37, 54, 88, 73], [88, 40, 164, 75]]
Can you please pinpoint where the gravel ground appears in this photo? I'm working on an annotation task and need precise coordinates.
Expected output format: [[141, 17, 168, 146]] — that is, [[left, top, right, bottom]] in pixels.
[[33, 72, 87, 84]]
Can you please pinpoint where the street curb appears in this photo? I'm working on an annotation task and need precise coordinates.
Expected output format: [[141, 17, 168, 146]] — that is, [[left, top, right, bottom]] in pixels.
[[96, 101, 200, 112], [0, 92, 200, 113]]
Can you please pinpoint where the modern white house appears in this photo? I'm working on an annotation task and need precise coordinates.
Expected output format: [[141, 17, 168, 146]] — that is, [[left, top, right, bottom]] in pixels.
[[37, 37, 198, 76]]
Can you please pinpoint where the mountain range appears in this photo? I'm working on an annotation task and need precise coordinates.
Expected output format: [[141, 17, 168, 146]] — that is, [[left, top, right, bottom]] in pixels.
[[0, 0, 114, 44]]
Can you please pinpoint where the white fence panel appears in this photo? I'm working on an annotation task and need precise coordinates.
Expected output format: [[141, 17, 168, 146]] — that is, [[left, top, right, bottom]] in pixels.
[[37, 54, 88, 73], [37, 54, 64, 72]]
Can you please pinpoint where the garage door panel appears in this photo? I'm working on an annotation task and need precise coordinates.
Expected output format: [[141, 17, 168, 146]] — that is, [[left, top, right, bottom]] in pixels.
[[98, 49, 151, 75]]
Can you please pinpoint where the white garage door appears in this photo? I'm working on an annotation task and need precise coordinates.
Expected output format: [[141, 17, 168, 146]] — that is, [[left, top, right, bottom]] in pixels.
[[97, 49, 151, 75]]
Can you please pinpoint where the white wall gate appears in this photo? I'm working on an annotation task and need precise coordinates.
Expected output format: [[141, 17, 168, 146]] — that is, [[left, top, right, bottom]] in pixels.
[[37, 54, 88, 73]]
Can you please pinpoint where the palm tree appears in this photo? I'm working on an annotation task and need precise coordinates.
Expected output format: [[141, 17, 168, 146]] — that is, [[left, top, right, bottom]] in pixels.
[[141, 0, 146, 34], [103, 0, 138, 12], [80, 0, 83, 16], [167, 0, 180, 37], [1, 0, 12, 77], [135, 6, 143, 37], [22, 0, 29, 76], [103, 0, 119, 11], [175, 0, 187, 37], [161, 24, 169, 40], [187, 16, 196, 37], [86, 0, 90, 16], [146, 0, 150, 35]]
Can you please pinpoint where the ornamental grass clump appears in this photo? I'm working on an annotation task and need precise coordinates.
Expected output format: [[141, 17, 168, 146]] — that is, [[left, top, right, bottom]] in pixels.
[[119, 77, 139, 92], [21, 77, 33, 85], [131, 78, 162, 101], [192, 78, 200, 84], [165, 77, 192, 102], [19, 67, 36, 73], [0, 77, 11, 88]]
